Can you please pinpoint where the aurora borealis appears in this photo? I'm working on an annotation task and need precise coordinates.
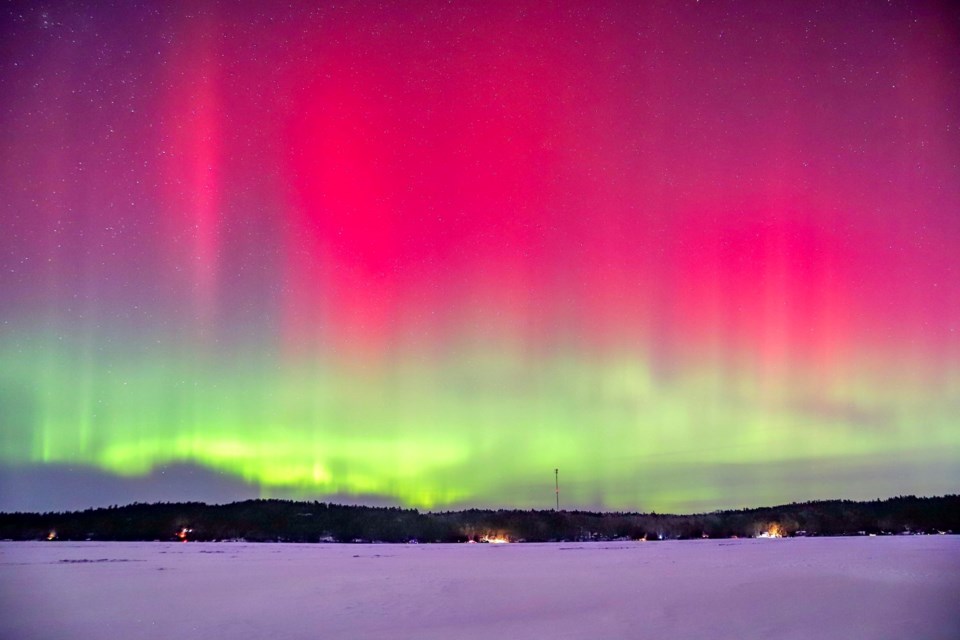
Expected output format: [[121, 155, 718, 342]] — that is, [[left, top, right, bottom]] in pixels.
[[1, 1, 958, 513]]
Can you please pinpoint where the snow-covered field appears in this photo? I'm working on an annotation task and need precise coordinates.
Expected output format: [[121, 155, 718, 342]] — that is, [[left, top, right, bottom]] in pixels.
[[1, 536, 957, 639]]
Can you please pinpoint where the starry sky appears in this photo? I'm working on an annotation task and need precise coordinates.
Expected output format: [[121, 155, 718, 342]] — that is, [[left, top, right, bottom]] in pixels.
[[1, 1, 958, 513]]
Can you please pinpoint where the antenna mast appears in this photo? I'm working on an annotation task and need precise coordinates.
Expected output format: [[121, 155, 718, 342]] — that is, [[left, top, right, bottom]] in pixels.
[[554, 468, 559, 511]]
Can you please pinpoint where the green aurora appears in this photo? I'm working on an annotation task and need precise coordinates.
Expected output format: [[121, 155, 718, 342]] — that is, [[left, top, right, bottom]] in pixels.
[[3, 324, 958, 512]]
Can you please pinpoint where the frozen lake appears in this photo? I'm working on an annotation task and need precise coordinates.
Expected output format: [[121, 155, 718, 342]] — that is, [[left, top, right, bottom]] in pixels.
[[2, 536, 958, 639]]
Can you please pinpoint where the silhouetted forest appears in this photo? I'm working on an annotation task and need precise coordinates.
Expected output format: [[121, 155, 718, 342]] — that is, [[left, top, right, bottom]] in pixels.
[[1, 495, 956, 543]]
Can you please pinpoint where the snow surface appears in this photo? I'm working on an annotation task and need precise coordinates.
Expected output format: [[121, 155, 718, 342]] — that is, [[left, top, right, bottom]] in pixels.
[[1, 536, 958, 639]]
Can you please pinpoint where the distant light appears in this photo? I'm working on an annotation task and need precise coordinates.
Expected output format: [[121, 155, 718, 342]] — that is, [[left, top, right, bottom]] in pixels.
[[479, 534, 510, 544]]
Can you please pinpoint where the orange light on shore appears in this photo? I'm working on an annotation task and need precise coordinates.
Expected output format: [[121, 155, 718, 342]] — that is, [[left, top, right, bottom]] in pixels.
[[177, 527, 192, 542], [479, 534, 510, 544], [47, 530, 56, 541], [757, 524, 784, 538]]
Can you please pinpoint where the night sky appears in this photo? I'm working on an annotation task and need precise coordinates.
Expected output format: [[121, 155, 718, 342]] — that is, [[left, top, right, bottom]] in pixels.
[[2, 1, 958, 513]]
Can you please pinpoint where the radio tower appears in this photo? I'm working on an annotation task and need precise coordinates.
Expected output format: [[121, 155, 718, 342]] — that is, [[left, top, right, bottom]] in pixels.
[[554, 468, 559, 511]]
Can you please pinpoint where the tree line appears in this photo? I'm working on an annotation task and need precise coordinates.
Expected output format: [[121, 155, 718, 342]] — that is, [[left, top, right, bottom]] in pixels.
[[1, 495, 956, 543]]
